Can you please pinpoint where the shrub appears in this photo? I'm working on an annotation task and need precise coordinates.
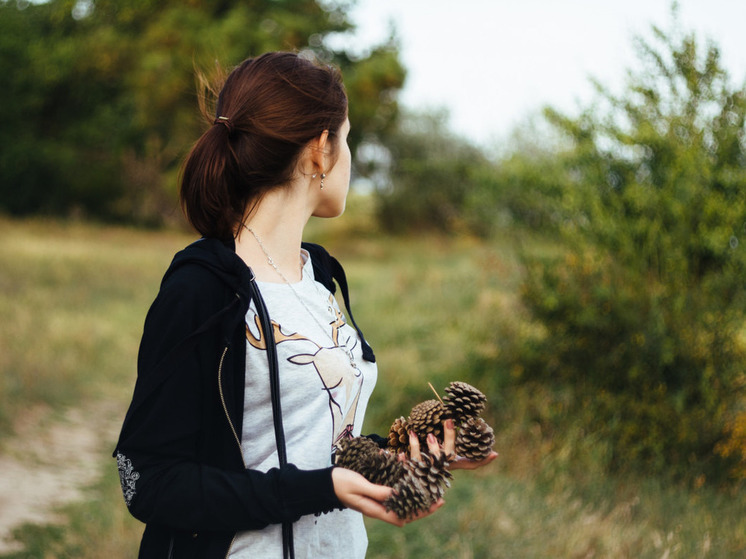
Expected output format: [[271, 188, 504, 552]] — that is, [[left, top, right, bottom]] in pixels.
[[512, 19, 746, 482], [375, 111, 566, 236]]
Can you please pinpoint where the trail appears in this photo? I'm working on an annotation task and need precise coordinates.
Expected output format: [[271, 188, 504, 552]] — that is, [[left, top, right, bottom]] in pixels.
[[0, 401, 119, 553]]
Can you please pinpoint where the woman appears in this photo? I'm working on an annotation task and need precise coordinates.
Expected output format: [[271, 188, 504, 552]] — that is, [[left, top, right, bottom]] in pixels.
[[114, 52, 495, 559]]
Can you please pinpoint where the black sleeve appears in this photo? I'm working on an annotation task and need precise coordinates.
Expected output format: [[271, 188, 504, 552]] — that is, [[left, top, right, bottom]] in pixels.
[[364, 433, 389, 449], [115, 265, 342, 532]]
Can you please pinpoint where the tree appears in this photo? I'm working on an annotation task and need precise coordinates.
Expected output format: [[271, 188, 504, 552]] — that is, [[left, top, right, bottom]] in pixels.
[[0, 0, 405, 223], [372, 109, 538, 236], [372, 110, 571, 237], [515, 17, 746, 481]]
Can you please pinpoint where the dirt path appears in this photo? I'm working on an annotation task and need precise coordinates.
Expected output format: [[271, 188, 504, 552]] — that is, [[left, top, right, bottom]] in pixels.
[[0, 401, 120, 553]]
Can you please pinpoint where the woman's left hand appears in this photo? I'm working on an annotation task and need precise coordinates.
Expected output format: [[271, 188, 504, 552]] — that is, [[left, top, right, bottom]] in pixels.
[[441, 419, 498, 470]]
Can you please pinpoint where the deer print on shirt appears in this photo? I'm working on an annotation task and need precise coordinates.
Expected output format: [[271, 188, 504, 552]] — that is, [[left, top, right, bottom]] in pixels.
[[246, 295, 363, 450]]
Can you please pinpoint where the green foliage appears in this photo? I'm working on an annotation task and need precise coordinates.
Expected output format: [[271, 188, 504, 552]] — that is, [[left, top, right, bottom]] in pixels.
[[374, 111, 571, 236], [0, 0, 405, 223], [513, 20, 746, 482], [374, 111, 497, 235]]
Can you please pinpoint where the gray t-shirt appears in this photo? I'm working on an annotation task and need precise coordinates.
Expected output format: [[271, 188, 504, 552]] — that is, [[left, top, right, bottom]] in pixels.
[[229, 250, 378, 558]]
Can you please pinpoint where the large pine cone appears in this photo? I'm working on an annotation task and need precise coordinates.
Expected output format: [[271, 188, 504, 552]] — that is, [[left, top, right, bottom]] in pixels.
[[363, 450, 406, 487], [444, 381, 487, 421], [409, 399, 446, 443], [335, 437, 406, 488], [387, 416, 410, 455], [334, 437, 380, 471], [384, 471, 432, 520], [455, 417, 495, 461], [405, 452, 453, 503]]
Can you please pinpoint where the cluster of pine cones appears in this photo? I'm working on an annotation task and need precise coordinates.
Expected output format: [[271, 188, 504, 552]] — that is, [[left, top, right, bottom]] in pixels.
[[333, 381, 495, 520]]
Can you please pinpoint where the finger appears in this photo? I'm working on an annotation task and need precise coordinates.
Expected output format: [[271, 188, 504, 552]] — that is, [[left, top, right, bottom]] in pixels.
[[358, 480, 395, 503], [352, 495, 406, 527], [409, 431, 421, 461], [449, 450, 499, 470], [443, 418, 456, 457], [406, 498, 445, 522], [426, 433, 441, 458]]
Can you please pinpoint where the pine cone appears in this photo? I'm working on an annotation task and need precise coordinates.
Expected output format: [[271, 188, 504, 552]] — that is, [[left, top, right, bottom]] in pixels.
[[384, 471, 432, 520], [455, 417, 495, 461], [335, 437, 406, 488], [409, 399, 446, 443], [388, 416, 410, 455], [334, 437, 380, 471], [406, 452, 453, 503], [444, 381, 487, 421], [360, 450, 406, 487]]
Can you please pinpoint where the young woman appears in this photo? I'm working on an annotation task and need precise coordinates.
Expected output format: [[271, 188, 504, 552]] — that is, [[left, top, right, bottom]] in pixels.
[[114, 51, 495, 559]]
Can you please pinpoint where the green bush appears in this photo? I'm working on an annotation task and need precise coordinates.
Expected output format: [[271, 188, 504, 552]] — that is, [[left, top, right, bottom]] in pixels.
[[511, 20, 746, 482], [374, 111, 573, 236], [374, 111, 488, 234]]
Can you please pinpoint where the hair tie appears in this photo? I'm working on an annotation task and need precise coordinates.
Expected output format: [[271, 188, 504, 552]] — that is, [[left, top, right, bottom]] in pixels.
[[214, 115, 233, 133]]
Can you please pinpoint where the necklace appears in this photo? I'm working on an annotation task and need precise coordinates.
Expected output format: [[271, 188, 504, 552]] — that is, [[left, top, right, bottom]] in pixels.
[[243, 224, 357, 369]]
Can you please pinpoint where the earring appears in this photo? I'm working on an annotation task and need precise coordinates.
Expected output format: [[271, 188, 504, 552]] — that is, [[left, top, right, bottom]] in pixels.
[[312, 173, 317, 179], [320, 173, 326, 189]]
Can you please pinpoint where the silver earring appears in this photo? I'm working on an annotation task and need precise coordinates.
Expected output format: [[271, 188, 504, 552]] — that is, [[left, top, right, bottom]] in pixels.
[[320, 173, 326, 189], [312, 173, 317, 179]]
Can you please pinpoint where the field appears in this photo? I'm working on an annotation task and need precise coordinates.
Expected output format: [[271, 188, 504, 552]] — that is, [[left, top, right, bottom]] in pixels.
[[0, 210, 744, 558]]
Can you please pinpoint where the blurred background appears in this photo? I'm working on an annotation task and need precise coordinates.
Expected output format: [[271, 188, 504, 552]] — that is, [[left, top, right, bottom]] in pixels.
[[0, 0, 744, 557]]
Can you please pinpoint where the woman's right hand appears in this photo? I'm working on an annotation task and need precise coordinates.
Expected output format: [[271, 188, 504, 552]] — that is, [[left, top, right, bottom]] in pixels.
[[331, 434, 446, 527]]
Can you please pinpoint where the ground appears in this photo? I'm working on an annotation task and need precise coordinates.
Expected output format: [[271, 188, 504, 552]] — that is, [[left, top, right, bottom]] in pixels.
[[0, 401, 118, 553]]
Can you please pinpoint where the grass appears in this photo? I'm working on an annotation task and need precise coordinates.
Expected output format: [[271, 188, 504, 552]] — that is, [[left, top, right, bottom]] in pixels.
[[1, 210, 744, 557], [0, 218, 191, 439], [366, 470, 744, 558]]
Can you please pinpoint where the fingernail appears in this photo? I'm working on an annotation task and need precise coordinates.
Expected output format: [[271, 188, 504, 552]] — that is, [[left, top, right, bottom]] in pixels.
[[445, 419, 454, 429], [427, 433, 436, 444], [409, 430, 417, 440]]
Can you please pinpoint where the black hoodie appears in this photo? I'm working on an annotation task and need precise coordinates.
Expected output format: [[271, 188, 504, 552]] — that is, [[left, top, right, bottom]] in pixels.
[[114, 237, 373, 558]]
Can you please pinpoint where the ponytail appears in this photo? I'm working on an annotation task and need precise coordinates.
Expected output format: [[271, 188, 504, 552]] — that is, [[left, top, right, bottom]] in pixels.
[[180, 122, 242, 242]]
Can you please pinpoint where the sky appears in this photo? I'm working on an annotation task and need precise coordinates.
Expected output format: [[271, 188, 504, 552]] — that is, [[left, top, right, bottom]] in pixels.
[[331, 0, 746, 146]]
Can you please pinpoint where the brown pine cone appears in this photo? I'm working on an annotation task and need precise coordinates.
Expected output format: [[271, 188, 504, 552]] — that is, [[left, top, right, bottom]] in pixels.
[[444, 381, 487, 421], [334, 437, 380, 471], [387, 416, 410, 455], [384, 471, 432, 520], [405, 452, 453, 503], [360, 450, 406, 487], [409, 399, 446, 443], [455, 417, 495, 461]]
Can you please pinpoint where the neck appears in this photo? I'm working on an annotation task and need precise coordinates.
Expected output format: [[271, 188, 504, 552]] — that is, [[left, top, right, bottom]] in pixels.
[[234, 185, 312, 282]]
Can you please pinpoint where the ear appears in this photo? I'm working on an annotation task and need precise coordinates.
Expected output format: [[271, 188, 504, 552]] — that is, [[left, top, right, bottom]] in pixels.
[[309, 130, 330, 174]]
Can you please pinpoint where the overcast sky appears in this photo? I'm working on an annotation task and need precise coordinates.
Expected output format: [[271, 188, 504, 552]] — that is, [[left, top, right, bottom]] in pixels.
[[332, 0, 746, 146]]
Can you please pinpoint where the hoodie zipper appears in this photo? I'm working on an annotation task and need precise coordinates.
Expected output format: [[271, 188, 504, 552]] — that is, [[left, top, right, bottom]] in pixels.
[[224, 534, 238, 559], [218, 344, 244, 559], [218, 346, 246, 559], [217, 344, 246, 468]]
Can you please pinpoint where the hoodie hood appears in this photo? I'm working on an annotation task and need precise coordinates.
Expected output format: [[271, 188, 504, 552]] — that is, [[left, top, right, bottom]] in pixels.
[[164, 237, 254, 298]]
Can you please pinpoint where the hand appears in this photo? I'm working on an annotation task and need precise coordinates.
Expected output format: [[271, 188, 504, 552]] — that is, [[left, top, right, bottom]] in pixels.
[[331, 467, 443, 527], [408, 427, 447, 462], [441, 419, 498, 470]]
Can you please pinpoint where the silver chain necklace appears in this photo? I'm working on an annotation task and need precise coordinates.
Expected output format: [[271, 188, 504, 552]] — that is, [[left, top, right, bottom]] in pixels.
[[243, 224, 357, 369]]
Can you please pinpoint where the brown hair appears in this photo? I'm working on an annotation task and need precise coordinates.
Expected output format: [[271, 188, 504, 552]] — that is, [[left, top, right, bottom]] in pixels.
[[180, 52, 348, 241]]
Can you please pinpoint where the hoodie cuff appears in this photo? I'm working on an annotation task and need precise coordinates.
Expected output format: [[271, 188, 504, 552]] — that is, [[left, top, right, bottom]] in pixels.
[[279, 465, 344, 519]]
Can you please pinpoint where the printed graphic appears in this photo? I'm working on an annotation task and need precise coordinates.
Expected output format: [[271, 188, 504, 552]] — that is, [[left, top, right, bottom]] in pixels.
[[246, 298, 362, 450]]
